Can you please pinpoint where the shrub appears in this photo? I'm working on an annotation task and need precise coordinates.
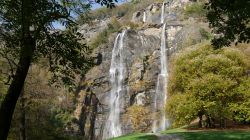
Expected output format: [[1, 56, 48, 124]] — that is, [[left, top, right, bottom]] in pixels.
[[126, 105, 151, 132], [90, 17, 122, 49], [200, 28, 212, 40], [184, 2, 207, 18]]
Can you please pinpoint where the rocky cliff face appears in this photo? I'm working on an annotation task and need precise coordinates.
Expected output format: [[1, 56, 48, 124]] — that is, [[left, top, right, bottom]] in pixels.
[[73, 0, 209, 139], [132, 0, 190, 24]]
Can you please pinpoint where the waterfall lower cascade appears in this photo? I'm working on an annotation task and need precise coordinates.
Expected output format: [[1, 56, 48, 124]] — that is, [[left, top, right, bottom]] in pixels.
[[103, 30, 127, 139], [152, 2, 170, 131]]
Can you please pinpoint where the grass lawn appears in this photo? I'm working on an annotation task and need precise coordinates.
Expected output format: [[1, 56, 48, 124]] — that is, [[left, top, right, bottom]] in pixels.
[[176, 131, 250, 140], [162, 128, 250, 140], [109, 133, 157, 140], [109, 128, 250, 140]]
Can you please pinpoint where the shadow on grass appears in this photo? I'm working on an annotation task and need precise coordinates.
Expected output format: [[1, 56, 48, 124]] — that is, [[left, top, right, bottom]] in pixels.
[[175, 131, 250, 140]]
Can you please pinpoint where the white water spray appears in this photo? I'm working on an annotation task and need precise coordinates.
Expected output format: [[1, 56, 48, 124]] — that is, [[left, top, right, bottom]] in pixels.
[[103, 30, 127, 139], [143, 11, 146, 23], [161, 2, 165, 24], [152, 23, 169, 133]]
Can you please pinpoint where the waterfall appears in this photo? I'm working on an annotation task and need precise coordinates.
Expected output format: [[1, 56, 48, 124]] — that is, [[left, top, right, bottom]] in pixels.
[[161, 2, 165, 24], [143, 11, 146, 23], [103, 30, 127, 139], [152, 23, 169, 133]]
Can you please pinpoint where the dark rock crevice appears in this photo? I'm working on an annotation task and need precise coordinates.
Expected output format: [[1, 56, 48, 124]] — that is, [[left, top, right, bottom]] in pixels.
[[78, 89, 101, 140]]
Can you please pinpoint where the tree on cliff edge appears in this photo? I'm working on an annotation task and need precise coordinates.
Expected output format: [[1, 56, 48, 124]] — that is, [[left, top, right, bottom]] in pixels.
[[0, 0, 117, 139], [206, 0, 250, 48]]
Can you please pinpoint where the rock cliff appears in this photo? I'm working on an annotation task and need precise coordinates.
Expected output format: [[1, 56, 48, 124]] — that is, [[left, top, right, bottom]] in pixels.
[[73, 0, 210, 139]]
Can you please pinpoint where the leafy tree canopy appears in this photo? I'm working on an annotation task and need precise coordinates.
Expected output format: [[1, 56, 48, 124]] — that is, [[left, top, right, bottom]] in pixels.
[[166, 43, 250, 127], [206, 0, 250, 48], [0, 0, 117, 90]]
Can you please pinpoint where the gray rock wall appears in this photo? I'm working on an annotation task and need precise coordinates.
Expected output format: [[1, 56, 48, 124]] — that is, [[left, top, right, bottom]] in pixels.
[[73, 0, 209, 139]]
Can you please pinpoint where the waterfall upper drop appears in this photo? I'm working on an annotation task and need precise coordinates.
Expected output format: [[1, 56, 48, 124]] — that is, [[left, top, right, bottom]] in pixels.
[[152, 23, 169, 133], [161, 2, 165, 24], [143, 11, 146, 23], [103, 30, 127, 139]]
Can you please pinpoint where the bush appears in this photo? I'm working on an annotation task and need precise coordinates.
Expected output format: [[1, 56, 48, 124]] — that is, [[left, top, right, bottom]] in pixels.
[[90, 17, 122, 49], [126, 105, 151, 132], [184, 2, 207, 18], [200, 28, 212, 40]]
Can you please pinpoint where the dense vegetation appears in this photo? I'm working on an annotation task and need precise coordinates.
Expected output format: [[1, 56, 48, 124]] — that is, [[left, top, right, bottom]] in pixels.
[[167, 43, 250, 128], [7, 66, 77, 140], [0, 0, 117, 139]]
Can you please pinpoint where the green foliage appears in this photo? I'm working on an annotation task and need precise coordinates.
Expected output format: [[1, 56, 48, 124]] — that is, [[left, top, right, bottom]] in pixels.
[[90, 18, 122, 49], [7, 67, 78, 140], [89, 16, 142, 50], [167, 43, 250, 127], [0, 0, 117, 138], [228, 79, 250, 123], [89, 3, 131, 20], [126, 105, 151, 132], [166, 94, 200, 127], [205, 0, 250, 48], [200, 28, 212, 40], [184, 2, 207, 18], [0, 0, 108, 91], [95, 0, 117, 8]]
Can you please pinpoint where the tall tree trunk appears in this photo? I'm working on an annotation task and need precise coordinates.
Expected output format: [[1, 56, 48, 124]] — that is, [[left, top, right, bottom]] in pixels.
[[220, 117, 225, 128], [198, 111, 203, 128], [0, 0, 34, 139], [205, 114, 211, 128], [89, 111, 96, 140], [19, 89, 26, 140]]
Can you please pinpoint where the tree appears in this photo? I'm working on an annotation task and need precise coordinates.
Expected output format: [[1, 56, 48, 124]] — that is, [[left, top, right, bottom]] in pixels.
[[8, 66, 77, 140], [166, 43, 250, 128], [206, 0, 250, 48], [0, 0, 117, 139]]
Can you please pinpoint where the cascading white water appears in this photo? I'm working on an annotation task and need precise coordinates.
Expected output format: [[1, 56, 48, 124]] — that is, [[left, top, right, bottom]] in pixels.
[[152, 23, 169, 132], [103, 30, 127, 139], [161, 2, 165, 24], [143, 11, 146, 23]]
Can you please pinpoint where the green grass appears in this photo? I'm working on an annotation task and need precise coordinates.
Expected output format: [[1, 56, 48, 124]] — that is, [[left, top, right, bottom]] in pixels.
[[162, 127, 187, 134], [162, 128, 250, 140], [110, 127, 250, 140], [109, 133, 157, 140], [177, 131, 250, 140]]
